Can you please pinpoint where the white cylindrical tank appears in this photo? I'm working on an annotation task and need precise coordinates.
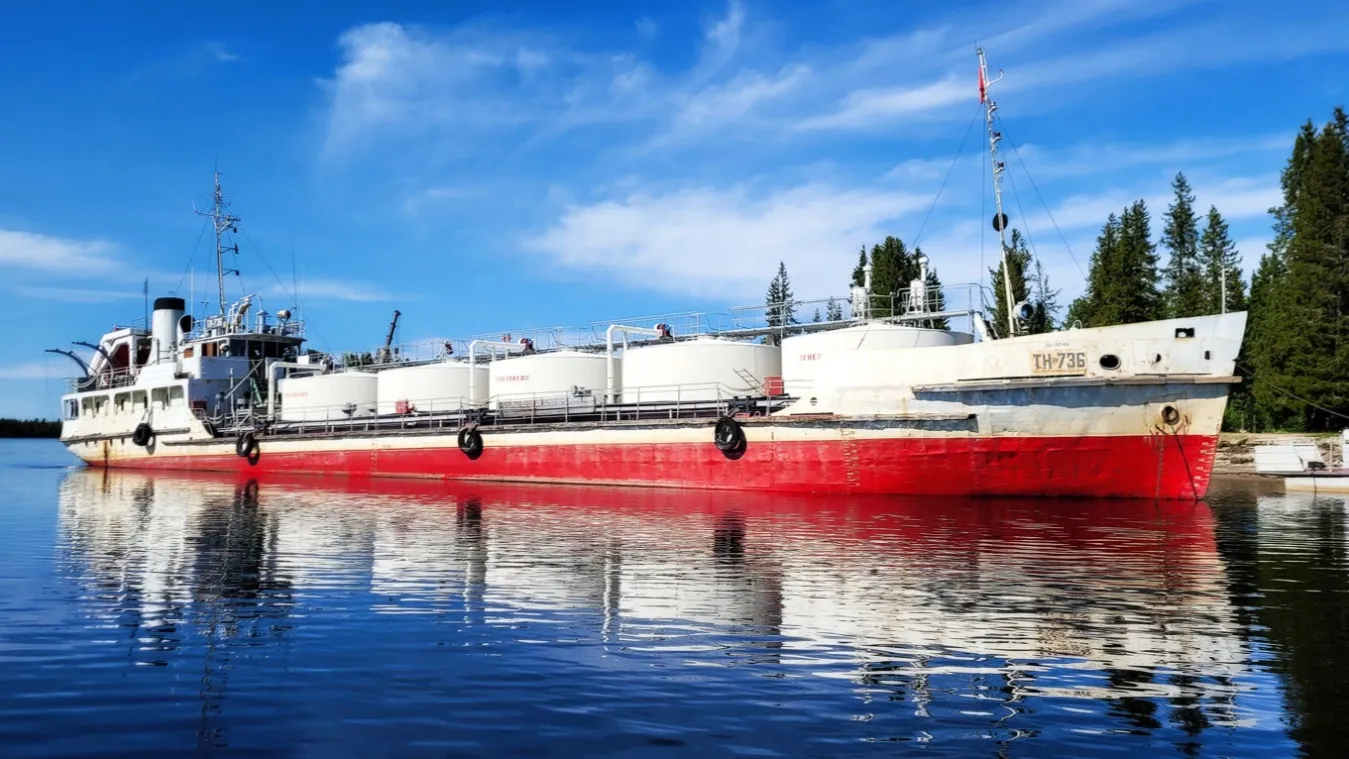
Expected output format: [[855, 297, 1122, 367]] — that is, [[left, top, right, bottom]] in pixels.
[[621, 337, 782, 402], [781, 323, 973, 396], [488, 351, 612, 412], [376, 361, 487, 414], [278, 371, 378, 422]]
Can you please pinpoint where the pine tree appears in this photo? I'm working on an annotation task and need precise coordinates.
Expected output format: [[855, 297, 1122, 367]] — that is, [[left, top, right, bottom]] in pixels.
[[988, 228, 1031, 337], [826, 297, 843, 321], [765, 261, 797, 345], [1028, 258, 1060, 333], [1064, 213, 1120, 328], [812, 308, 821, 323], [1114, 199, 1163, 324], [1161, 173, 1206, 318], [867, 236, 911, 318], [1064, 202, 1160, 328], [1196, 206, 1246, 314], [921, 258, 949, 330], [1250, 108, 1349, 430], [850, 246, 868, 288]]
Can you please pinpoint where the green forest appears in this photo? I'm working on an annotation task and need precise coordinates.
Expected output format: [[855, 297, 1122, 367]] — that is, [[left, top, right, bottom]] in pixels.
[[767, 105, 1349, 433], [0, 418, 61, 438]]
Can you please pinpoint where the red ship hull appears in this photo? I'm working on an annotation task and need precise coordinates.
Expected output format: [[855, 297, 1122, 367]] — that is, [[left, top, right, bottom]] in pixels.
[[88, 432, 1220, 500]]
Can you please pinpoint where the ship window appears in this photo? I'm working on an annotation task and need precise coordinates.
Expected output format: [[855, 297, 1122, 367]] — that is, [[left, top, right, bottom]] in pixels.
[[1099, 354, 1121, 371], [152, 388, 169, 410], [183, 346, 195, 359], [168, 386, 185, 407], [114, 392, 130, 414], [64, 400, 78, 420], [132, 391, 147, 413]]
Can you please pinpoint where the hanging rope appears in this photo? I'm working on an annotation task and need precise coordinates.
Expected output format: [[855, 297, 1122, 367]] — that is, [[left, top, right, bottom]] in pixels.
[[910, 105, 982, 249], [1235, 362, 1349, 423]]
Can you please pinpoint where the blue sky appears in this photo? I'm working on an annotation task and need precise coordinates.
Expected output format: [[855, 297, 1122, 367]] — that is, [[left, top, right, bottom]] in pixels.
[[1, 0, 1346, 417]]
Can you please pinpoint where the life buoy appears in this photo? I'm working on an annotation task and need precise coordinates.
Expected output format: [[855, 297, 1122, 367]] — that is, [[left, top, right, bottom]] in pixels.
[[458, 427, 484, 459], [714, 416, 746, 454], [235, 431, 258, 459], [132, 423, 153, 447]]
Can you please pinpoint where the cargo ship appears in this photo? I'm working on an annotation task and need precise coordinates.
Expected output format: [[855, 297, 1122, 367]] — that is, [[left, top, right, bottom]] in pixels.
[[53, 50, 1248, 499]]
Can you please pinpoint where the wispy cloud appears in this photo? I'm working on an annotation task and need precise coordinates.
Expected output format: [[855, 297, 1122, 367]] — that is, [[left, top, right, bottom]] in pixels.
[[280, 278, 401, 302], [0, 229, 118, 272], [206, 42, 239, 63], [796, 75, 970, 131], [12, 285, 142, 303], [529, 184, 929, 299]]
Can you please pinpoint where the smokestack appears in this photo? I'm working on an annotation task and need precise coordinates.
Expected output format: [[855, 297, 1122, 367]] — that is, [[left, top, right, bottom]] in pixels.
[[151, 296, 185, 364]]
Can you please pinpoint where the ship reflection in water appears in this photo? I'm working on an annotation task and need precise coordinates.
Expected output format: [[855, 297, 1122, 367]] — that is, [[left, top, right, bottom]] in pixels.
[[20, 469, 1349, 756]]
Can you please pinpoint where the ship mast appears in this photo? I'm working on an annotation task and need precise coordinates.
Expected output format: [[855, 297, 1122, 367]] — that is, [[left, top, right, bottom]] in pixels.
[[978, 48, 1018, 337], [197, 172, 240, 317]]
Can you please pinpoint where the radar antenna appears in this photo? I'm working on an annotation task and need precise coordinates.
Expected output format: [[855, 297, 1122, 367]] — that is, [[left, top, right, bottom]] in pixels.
[[196, 171, 241, 317], [978, 47, 1019, 337]]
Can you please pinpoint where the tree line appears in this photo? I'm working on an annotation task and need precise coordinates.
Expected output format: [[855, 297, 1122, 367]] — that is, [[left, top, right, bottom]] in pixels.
[[762, 105, 1347, 431], [0, 418, 61, 438]]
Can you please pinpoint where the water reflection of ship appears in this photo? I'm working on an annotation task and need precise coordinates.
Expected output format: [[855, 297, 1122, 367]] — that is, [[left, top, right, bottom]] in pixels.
[[58, 470, 1250, 729]]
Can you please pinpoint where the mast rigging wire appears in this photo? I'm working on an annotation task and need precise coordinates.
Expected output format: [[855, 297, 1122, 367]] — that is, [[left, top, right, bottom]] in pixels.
[[173, 219, 211, 297], [995, 116, 1086, 279], [910, 105, 982, 249]]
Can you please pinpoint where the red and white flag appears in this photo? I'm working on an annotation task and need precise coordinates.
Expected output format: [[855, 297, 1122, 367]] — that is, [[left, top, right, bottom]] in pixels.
[[978, 65, 987, 103]]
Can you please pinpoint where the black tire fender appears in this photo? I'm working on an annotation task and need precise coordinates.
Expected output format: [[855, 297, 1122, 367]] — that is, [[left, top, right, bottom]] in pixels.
[[714, 416, 746, 453], [458, 427, 484, 459], [132, 423, 153, 447], [235, 431, 258, 459]]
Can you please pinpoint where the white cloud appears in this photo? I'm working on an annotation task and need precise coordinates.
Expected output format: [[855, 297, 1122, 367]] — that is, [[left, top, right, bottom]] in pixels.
[[283, 278, 399, 302], [0, 229, 118, 272], [1020, 176, 1280, 236], [320, 22, 556, 155], [13, 285, 142, 303], [206, 42, 239, 63], [530, 184, 929, 299], [797, 75, 970, 131], [1011, 135, 1290, 181]]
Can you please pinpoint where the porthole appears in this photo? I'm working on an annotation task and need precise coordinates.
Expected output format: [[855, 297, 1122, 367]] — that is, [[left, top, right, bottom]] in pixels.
[[1099, 354, 1121, 371]]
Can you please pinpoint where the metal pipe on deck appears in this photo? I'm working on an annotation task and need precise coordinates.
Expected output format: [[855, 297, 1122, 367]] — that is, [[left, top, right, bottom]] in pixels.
[[606, 325, 664, 403], [266, 361, 317, 421], [467, 340, 525, 409]]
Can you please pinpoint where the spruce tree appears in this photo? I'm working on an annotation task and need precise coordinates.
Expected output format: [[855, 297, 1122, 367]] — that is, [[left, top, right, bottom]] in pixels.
[[812, 308, 821, 323], [1064, 213, 1121, 328], [826, 297, 843, 321], [1196, 206, 1246, 314], [850, 246, 868, 288], [1028, 258, 1060, 333], [988, 228, 1031, 337], [1114, 199, 1163, 324], [1161, 173, 1205, 317], [764, 261, 797, 342], [921, 257, 949, 330], [1250, 108, 1349, 430], [867, 236, 911, 318]]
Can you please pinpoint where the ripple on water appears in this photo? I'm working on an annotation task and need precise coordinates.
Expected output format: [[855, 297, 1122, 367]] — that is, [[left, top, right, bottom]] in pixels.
[[0, 447, 1344, 756]]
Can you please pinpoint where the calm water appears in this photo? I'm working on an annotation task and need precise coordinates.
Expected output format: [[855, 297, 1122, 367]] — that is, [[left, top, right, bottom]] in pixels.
[[2, 440, 1347, 757]]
